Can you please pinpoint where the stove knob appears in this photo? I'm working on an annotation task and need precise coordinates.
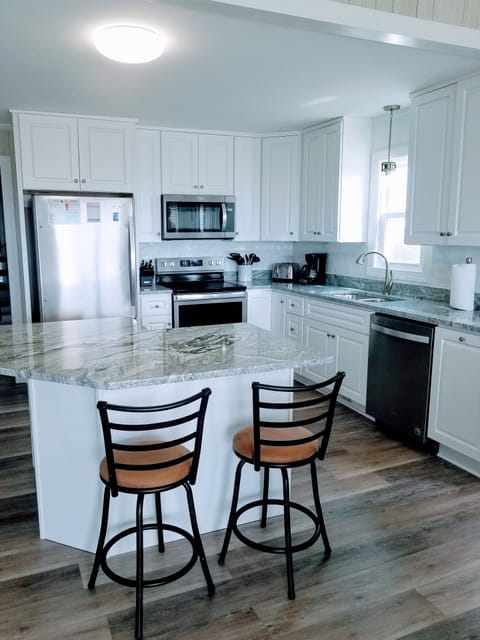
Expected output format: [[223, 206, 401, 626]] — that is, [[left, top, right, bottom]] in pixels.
[[208, 260, 214, 265], [169, 261, 175, 267], [161, 261, 167, 267], [216, 260, 221, 265]]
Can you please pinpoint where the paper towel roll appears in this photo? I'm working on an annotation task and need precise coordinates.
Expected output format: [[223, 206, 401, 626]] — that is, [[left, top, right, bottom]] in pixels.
[[450, 261, 476, 311]]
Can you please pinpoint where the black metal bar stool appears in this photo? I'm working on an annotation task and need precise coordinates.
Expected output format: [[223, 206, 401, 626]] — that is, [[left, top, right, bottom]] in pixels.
[[88, 388, 215, 640], [218, 372, 345, 599]]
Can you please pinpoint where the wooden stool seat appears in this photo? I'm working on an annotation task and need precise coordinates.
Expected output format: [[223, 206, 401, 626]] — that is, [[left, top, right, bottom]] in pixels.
[[233, 426, 319, 465]]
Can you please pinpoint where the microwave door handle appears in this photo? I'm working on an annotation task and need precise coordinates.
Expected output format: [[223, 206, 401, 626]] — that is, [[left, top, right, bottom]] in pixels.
[[221, 202, 227, 232]]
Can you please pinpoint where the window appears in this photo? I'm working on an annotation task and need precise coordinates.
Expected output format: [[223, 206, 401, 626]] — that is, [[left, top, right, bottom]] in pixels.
[[368, 149, 430, 281]]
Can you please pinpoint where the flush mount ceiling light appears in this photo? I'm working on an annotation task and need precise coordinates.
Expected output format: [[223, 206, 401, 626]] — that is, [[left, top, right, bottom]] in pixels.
[[94, 25, 167, 64], [381, 104, 400, 175]]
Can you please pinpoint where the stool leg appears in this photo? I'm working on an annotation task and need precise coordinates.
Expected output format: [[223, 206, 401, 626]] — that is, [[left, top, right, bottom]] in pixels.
[[218, 460, 245, 565], [184, 483, 215, 595], [154, 492, 165, 552], [281, 467, 295, 600], [88, 486, 110, 589], [310, 461, 331, 558], [260, 467, 269, 528], [135, 494, 145, 640]]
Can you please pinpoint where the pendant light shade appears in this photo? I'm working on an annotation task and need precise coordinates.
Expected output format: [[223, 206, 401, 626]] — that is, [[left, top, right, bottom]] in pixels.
[[381, 105, 400, 175], [94, 25, 167, 64]]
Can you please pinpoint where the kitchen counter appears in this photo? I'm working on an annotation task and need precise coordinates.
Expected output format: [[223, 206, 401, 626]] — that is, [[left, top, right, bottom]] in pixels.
[[2, 318, 331, 553], [266, 282, 480, 333]]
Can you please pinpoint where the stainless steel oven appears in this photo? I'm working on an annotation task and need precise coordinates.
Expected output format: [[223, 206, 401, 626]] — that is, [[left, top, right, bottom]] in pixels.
[[155, 256, 246, 328]]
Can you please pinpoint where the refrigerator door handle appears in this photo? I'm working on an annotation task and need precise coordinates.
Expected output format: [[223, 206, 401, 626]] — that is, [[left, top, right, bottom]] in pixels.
[[128, 214, 137, 314]]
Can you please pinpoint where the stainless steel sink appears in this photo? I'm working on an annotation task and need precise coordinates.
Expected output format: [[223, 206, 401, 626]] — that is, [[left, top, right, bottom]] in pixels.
[[330, 291, 403, 303]]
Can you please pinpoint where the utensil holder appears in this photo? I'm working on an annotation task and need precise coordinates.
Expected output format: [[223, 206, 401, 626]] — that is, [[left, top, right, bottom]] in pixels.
[[237, 265, 253, 282]]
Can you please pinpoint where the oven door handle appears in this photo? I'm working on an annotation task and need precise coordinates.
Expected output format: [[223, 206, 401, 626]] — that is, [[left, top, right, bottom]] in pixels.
[[174, 291, 246, 302], [221, 202, 227, 232], [371, 322, 431, 344]]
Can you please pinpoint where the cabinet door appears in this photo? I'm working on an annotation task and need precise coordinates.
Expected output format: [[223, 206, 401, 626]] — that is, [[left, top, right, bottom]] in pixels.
[[285, 314, 303, 342], [234, 136, 261, 241], [198, 134, 234, 195], [449, 75, 480, 245], [317, 122, 341, 242], [18, 113, 80, 190], [428, 328, 480, 459], [77, 118, 135, 193], [405, 85, 455, 245], [135, 129, 162, 242], [300, 127, 326, 240], [261, 136, 300, 241], [303, 318, 335, 382], [161, 131, 198, 194], [271, 291, 286, 335], [335, 328, 369, 407], [247, 289, 272, 330]]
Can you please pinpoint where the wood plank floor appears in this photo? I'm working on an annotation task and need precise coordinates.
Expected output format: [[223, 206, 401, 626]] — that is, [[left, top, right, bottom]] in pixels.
[[2, 376, 480, 639]]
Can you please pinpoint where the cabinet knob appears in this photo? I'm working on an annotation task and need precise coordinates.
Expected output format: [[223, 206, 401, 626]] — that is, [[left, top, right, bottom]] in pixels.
[[193, 185, 198, 189], [446, 231, 452, 236], [74, 178, 79, 184], [290, 232, 294, 236], [81, 179, 86, 184], [200, 185, 204, 189], [458, 336, 466, 343], [439, 232, 445, 237], [280, 300, 284, 304]]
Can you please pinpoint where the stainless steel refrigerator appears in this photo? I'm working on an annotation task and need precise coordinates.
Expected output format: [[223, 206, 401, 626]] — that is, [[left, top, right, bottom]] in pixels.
[[32, 194, 136, 322]]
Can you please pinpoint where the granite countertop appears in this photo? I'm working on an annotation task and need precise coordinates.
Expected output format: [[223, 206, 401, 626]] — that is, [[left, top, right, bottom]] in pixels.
[[263, 283, 480, 334], [0, 317, 331, 390]]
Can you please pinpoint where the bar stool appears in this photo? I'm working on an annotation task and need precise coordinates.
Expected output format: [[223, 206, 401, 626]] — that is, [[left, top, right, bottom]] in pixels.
[[218, 372, 345, 599], [88, 388, 215, 640]]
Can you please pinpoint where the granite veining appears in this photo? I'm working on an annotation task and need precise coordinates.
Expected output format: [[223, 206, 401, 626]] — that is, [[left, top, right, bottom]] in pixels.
[[0, 318, 331, 390]]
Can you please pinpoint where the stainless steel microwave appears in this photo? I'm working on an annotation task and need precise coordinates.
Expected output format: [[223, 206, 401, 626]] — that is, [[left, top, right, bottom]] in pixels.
[[161, 194, 235, 240]]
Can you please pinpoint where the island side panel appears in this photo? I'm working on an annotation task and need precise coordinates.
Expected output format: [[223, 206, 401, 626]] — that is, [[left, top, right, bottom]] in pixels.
[[28, 369, 292, 553]]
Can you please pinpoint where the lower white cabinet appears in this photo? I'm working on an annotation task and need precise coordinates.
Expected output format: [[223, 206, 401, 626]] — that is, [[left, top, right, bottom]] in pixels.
[[247, 289, 272, 330], [271, 291, 287, 335], [140, 293, 172, 330], [428, 327, 480, 461]]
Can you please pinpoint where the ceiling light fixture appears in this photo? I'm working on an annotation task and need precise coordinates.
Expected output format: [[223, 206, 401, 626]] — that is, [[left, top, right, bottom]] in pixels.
[[381, 104, 400, 175], [94, 25, 167, 64]]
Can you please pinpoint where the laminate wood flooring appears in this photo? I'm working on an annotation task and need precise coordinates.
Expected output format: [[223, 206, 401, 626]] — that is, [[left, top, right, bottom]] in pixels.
[[2, 376, 480, 639]]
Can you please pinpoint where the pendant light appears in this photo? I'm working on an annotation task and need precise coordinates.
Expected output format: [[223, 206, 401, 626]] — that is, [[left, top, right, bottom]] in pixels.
[[381, 104, 400, 175]]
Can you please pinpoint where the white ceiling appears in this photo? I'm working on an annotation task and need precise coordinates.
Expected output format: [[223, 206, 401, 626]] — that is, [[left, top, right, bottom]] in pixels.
[[2, 0, 480, 132]]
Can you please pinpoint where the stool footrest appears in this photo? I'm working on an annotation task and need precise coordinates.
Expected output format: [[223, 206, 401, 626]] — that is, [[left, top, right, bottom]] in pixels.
[[100, 523, 198, 589], [233, 499, 323, 555]]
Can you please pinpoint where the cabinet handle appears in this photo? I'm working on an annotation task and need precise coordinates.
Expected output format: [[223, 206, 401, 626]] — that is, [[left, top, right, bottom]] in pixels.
[[74, 178, 79, 184], [458, 336, 466, 343]]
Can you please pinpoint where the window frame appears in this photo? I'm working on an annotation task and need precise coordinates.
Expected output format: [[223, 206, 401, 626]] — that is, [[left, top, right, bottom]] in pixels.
[[367, 146, 431, 284]]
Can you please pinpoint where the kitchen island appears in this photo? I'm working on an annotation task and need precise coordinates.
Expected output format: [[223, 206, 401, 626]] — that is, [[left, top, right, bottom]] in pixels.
[[0, 318, 331, 553]]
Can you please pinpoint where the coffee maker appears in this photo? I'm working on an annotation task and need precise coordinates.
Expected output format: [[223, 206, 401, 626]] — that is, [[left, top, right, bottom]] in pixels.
[[299, 253, 327, 284]]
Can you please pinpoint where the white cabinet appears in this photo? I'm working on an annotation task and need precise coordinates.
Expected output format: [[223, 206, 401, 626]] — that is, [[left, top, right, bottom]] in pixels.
[[234, 136, 261, 241], [285, 294, 304, 342], [140, 292, 172, 330], [271, 291, 287, 336], [428, 327, 480, 461], [300, 118, 371, 242], [247, 289, 272, 330], [161, 131, 234, 195], [301, 299, 371, 408], [448, 74, 480, 245], [135, 128, 162, 242], [261, 135, 301, 241], [405, 84, 456, 245], [17, 112, 135, 192]]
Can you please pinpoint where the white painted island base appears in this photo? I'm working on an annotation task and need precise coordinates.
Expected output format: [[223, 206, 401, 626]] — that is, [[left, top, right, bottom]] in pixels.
[[28, 368, 292, 554]]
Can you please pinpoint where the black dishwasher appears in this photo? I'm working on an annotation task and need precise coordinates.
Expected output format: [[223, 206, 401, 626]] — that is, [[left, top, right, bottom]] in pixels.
[[366, 313, 436, 447]]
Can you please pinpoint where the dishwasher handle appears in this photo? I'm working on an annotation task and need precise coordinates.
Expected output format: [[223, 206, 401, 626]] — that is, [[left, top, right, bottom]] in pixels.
[[371, 322, 431, 344]]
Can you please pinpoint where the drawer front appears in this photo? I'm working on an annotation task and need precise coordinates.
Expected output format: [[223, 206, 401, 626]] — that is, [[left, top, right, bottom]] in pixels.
[[286, 295, 304, 316], [304, 299, 371, 334], [285, 314, 303, 341], [141, 317, 172, 330], [140, 294, 172, 317]]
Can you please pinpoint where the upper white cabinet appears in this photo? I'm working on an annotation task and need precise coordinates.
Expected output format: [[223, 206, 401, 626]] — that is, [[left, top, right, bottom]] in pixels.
[[135, 128, 162, 242], [261, 135, 301, 241], [16, 112, 136, 192], [300, 117, 371, 242], [406, 74, 480, 247], [161, 131, 234, 195], [405, 84, 456, 245], [234, 136, 261, 241]]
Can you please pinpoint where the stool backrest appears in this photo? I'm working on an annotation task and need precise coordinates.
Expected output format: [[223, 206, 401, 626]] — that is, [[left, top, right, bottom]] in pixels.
[[251, 372, 345, 470], [97, 388, 211, 495]]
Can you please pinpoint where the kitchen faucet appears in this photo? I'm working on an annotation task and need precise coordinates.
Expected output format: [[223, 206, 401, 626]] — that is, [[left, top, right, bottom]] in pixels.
[[355, 251, 393, 295]]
